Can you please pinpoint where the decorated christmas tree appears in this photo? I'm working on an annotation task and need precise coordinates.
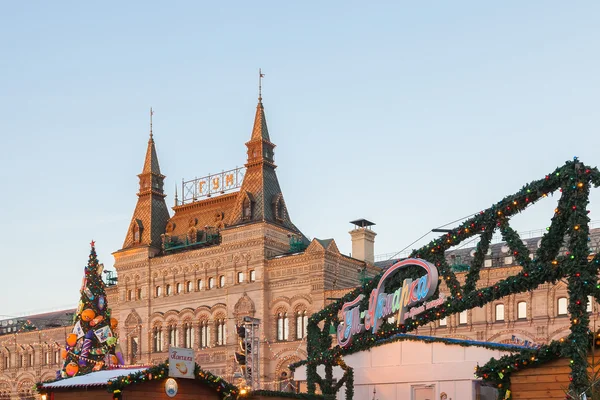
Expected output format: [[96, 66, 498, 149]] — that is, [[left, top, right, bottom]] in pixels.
[[59, 241, 124, 378]]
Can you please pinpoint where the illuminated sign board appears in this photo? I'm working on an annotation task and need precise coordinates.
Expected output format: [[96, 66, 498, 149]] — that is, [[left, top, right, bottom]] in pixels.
[[337, 258, 444, 348]]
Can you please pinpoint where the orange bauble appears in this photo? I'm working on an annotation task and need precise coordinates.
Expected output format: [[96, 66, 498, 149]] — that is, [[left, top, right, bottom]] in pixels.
[[109, 355, 118, 365], [66, 334, 78, 347], [110, 318, 118, 329], [65, 362, 79, 376], [81, 309, 96, 322], [60, 349, 68, 359]]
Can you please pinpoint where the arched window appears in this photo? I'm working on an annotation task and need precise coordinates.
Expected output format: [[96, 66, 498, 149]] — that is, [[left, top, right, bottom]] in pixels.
[[219, 275, 225, 288], [42, 350, 48, 366], [153, 326, 163, 352], [54, 349, 60, 364], [176, 283, 183, 294], [277, 312, 289, 341], [216, 319, 226, 346], [183, 323, 194, 348], [495, 304, 505, 321], [137, 288, 142, 300], [274, 195, 285, 222], [517, 301, 527, 319], [459, 310, 468, 325], [237, 272, 244, 283], [3, 351, 10, 369], [199, 321, 210, 348], [439, 317, 447, 327], [296, 311, 308, 339], [197, 279, 203, 291], [558, 297, 568, 315], [242, 195, 253, 220], [133, 223, 141, 244], [168, 325, 178, 347], [166, 284, 172, 296], [155, 286, 162, 297], [588, 295, 594, 313], [186, 281, 192, 292], [127, 290, 133, 301], [28, 351, 34, 367], [249, 270, 256, 282], [209, 278, 215, 289]]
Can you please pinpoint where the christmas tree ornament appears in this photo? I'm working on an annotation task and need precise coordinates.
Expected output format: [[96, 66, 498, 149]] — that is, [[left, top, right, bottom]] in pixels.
[[73, 321, 85, 338], [110, 318, 118, 329], [81, 309, 96, 322], [98, 295, 106, 311], [65, 362, 79, 377], [114, 344, 125, 365], [89, 315, 104, 327], [79, 331, 95, 366], [66, 334, 78, 347], [83, 287, 95, 301]]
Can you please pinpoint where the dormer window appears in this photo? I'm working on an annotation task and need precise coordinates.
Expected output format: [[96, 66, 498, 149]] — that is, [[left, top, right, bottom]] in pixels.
[[273, 194, 285, 222], [131, 220, 143, 244], [242, 192, 254, 221]]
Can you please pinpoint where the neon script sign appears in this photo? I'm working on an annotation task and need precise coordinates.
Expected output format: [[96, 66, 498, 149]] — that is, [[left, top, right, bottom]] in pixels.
[[337, 258, 443, 348]]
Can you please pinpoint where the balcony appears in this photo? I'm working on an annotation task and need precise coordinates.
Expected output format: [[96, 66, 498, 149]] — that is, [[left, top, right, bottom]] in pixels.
[[162, 228, 220, 254]]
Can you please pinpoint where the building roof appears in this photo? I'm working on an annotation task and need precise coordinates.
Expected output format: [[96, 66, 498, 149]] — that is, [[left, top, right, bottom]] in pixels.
[[41, 367, 148, 389], [374, 226, 600, 270], [0, 309, 75, 335]]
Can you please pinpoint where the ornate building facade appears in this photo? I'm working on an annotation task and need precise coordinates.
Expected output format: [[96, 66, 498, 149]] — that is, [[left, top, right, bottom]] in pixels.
[[1, 92, 598, 398], [109, 94, 379, 388]]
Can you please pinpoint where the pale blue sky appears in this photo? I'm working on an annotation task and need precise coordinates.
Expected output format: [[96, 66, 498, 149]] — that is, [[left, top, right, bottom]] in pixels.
[[1, 2, 599, 316]]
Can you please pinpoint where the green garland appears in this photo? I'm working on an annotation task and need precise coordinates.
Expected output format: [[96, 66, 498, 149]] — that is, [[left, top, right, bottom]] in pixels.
[[106, 361, 238, 399], [475, 340, 566, 399], [302, 158, 600, 399]]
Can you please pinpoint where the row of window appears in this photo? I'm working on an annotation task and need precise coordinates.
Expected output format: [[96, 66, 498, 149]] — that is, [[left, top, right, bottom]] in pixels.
[[438, 296, 593, 327], [152, 320, 226, 352], [127, 271, 257, 300], [2, 351, 61, 370], [277, 311, 309, 341]]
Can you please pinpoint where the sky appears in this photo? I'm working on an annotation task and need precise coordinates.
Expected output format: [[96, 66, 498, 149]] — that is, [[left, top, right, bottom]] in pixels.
[[1, 1, 599, 317]]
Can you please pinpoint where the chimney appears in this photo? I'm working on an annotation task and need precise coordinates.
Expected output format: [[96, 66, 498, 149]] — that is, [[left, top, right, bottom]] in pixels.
[[349, 219, 376, 264]]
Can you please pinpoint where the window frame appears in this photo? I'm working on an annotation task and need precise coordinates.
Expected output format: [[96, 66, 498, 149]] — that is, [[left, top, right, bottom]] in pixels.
[[517, 301, 527, 319], [495, 304, 505, 322], [557, 297, 568, 316]]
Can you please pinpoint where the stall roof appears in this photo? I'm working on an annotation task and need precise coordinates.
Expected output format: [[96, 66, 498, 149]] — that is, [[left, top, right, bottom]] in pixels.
[[42, 367, 148, 389]]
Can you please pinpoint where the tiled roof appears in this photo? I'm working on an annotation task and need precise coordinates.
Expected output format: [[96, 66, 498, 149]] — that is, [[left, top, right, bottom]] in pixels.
[[0, 309, 75, 335], [374, 227, 600, 270]]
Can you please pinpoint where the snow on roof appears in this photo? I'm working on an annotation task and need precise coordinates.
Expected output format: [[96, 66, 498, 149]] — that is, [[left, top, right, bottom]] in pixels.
[[42, 367, 148, 389]]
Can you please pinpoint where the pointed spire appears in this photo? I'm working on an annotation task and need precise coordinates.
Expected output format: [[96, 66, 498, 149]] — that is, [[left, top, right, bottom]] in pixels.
[[121, 112, 170, 250], [142, 108, 161, 175], [258, 68, 264, 102], [149, 107, 154, 139], [174, 185, 179, 207], [250, 69, 270, 142]]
